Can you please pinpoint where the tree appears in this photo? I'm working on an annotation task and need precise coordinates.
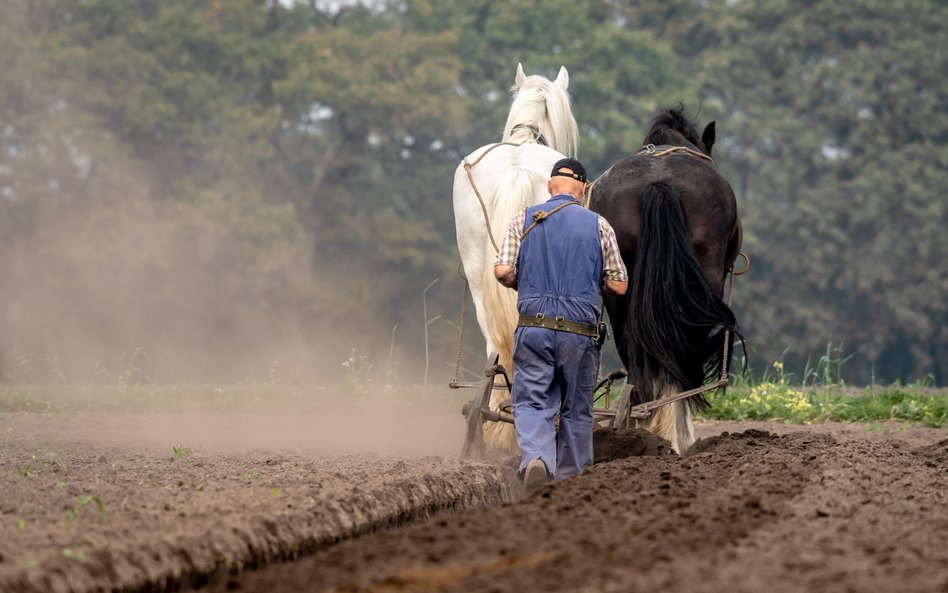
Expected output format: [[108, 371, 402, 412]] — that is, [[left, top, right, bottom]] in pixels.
[[695, 0, 948, 382]]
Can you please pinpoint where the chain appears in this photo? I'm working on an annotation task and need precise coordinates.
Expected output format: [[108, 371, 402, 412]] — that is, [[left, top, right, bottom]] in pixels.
[[450, 261, 468, 386]]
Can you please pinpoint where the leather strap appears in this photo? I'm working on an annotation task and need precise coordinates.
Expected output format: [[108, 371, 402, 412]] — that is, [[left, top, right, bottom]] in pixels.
[[518, 313, 598, 338]]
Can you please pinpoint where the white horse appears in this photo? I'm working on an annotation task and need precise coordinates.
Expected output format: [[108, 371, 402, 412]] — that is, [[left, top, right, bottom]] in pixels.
[[452, 64, 579, 454]]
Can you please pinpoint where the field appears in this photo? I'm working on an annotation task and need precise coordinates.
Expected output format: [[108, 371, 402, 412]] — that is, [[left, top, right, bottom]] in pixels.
[[1, 385, 946, 593]]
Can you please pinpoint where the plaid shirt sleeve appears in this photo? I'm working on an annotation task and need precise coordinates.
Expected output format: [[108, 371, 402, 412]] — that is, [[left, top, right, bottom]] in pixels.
[[598, 216, 629, 282], [494, 209, 526, 267]]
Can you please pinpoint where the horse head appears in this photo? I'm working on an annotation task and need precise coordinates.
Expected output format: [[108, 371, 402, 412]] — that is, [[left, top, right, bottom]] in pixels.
[[642, 106, 715, 156], [503, 63, 579, 157]]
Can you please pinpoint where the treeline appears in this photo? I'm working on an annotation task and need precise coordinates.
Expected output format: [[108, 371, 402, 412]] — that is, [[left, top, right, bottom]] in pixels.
[[0, 0, 944, 384]]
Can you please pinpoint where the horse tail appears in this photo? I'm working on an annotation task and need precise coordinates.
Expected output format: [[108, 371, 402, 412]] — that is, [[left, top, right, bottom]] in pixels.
[[480, 167, 547, 376], [626, 182, 740, 408]]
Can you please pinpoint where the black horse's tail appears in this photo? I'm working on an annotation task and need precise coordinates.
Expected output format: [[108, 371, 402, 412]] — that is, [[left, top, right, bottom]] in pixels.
[[626, 182, 740, 407]]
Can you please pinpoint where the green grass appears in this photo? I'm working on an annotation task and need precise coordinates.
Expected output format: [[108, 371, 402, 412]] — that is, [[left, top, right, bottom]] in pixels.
[[702, 360, 948, 428], [172, 444, 192, 459], [703, 383, 948, 427], [65, 495, 108, 523]]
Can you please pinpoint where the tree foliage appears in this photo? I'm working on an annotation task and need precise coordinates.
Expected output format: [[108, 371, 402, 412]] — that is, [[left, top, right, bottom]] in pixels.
[[690, 0, 948, 381], [0, 0, 943, 383]]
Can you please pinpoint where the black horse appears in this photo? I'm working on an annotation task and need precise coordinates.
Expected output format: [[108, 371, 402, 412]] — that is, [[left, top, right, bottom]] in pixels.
[[589, 107, 743, 453]]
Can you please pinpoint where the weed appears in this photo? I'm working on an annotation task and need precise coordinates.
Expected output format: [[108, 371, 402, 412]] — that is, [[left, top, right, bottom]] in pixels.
[[65, 495, 108, 523], [61, 548, 86, 561], [49, 452, 66, 472], [172, 444, 191, 459], [20, 464, 31, 478], [341, 349, 374, 395], [33, 449, 66, 472]]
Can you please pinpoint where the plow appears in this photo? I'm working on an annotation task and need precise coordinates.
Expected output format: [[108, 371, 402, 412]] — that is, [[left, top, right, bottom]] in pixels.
[[453, 352, 720, 459]]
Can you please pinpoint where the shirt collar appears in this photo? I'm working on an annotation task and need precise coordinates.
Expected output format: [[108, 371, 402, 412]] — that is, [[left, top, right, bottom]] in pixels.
[[552, 192, 581, 203]]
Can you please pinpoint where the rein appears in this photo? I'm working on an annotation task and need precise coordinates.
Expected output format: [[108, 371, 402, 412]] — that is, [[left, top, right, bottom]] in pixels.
[[462, 139, 532, 252]]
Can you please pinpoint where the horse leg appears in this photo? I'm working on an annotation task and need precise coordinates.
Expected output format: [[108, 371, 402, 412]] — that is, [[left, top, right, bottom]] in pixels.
[[646, 381, 696, 455]]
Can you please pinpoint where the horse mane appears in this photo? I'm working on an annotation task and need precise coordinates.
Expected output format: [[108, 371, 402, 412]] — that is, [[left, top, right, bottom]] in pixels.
[[642, 106, 705, 153], [502, 75, 579, 157]]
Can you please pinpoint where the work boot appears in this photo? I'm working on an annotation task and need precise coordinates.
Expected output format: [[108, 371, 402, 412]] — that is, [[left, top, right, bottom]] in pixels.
[[523, 458, 550, 493]]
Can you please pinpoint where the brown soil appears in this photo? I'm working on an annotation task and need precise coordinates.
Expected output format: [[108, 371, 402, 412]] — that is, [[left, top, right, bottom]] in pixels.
[[593, 425, 673, 461], [2, 412, 946, 593], [198, 424, 948, 593], [0, 412, 514, 593]]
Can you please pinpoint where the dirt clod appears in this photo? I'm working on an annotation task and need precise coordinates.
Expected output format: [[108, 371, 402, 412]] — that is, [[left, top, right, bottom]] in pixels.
[[592, 425, 673, 462]]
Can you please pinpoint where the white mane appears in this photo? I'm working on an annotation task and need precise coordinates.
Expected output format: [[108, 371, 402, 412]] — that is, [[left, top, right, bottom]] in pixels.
[[502, 70, 579, 158]]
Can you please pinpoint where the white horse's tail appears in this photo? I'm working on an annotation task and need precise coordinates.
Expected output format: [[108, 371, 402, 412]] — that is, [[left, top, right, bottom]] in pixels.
[[481, 167, 547, 377]]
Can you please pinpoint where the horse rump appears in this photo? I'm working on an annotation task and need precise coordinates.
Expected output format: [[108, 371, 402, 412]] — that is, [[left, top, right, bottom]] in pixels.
[[625, 181, 740, 407]]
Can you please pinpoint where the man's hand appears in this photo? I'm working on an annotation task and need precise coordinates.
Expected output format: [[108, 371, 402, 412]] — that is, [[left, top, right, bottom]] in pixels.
[[603, 278, 627, 296], [494, 264, 517, 289]]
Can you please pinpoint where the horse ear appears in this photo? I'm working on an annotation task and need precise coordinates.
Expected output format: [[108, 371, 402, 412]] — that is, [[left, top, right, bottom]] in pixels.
[[701, 121, 716, 154], [553, 66, 569, 90], [515, 63, 526, 89]]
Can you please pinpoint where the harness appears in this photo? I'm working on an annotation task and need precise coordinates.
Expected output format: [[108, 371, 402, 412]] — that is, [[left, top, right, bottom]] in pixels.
[[636, 143, 715, 164], [511, 123, 548, 146]]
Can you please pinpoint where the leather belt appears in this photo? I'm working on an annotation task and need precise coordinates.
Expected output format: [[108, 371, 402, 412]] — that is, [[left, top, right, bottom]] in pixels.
[[518, 313, 598, 338]]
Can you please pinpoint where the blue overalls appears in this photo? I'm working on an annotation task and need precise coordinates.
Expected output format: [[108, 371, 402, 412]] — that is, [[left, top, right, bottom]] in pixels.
[[512, 193, 603, 480]]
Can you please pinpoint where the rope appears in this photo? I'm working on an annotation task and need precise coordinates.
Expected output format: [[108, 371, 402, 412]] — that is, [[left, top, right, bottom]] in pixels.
[[462, 140, 530, 253], [520, 200, 579, 240]]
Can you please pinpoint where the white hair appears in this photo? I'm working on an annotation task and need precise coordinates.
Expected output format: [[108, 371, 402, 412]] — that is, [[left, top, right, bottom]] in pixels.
[[502, 73, 579, 158]]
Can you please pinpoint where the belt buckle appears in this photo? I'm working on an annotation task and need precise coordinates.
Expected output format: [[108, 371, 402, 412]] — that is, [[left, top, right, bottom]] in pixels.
[[533, 313, 545, 326], [554, 315, 565, 328]]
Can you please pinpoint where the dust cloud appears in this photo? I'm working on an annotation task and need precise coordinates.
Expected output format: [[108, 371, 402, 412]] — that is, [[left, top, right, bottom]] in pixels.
[[0, 2, 476, 460], [0, 129, 467, 452], [0, 60, 406, 387], [3, 405, 467, 457], [0, 111, 467, 455]]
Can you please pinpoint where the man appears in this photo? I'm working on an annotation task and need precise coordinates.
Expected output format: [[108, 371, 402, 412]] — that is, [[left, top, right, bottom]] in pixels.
[[494, 158, 628, 491]]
